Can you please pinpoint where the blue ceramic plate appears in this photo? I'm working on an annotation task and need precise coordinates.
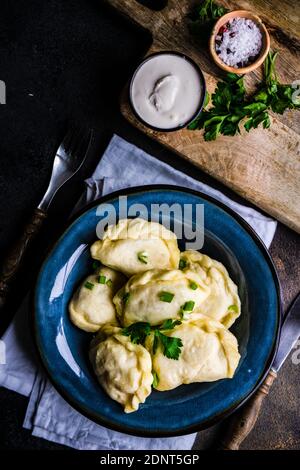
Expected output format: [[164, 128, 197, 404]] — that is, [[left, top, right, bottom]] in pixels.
[[34, 186, 281, 436]]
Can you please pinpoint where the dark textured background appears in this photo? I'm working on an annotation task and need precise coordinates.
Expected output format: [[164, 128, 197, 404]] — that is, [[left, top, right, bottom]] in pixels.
[[0, 0, 299, 450]]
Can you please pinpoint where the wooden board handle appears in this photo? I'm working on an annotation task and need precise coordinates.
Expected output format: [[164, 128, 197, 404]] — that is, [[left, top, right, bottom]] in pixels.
[[0, 208, 47, 310], [219, 369, 277, 450]]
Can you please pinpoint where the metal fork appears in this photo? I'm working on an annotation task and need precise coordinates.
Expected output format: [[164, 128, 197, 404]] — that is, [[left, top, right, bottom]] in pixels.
[[0, 127, 92, 309]]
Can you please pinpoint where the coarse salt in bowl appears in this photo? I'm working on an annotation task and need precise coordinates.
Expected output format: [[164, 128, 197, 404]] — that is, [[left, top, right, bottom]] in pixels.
[[216, 18, 262, 68], [209, 10, 270, 74]]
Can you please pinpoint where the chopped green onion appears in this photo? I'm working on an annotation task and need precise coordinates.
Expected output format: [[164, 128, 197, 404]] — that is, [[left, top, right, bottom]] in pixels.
[[123, 292, 130, 305], [228, 304, 239, 313], [182, 300, 195, 311], [189, 281, 198, 290], [159, 291, 174, 303], [137, 251, 148, 264], [179, 259, 187, 270], [98, 275, 106, 284], [92, 260, 100, 271], [152, 371, 159, 388], [106, 279, 113, 287], [84, 281, 94, 290], [179, 300, 195, 319]]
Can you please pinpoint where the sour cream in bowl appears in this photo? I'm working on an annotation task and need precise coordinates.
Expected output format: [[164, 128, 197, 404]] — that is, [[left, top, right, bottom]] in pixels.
[[129, 52, 206, 132]]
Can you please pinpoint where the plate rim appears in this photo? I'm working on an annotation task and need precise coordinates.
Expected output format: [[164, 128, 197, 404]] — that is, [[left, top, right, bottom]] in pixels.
[[32, 184, 282, 437]]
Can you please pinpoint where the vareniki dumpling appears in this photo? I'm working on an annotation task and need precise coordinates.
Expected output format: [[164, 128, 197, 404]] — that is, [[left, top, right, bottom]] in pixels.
[[148, 315, 240, 391], [89, 325, 153, 413], [113, 269, 210, 327], [180, 250, 241, 327], [69, 267, 126, 332], [90, 218, 180, 277]]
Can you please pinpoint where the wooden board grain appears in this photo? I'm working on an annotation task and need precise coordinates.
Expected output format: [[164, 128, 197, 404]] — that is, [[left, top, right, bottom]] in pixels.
[[105, 0, 300, 233]]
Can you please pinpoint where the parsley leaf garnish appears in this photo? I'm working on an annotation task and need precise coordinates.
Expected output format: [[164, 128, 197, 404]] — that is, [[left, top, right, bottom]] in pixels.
[[189, 0, 228, 43], [122, 322, 151, 345], [122, 319, 183, 360], [188, 51, 299, 140], [159, 319, 182, 330], [155, 331, 183, 360]]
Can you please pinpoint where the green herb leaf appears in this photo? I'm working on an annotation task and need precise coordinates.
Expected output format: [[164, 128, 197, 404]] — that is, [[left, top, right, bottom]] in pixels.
[[158, 291, 175, 303], [203, 91, 210, 108], [152, 371, 159, 388], [188, 50, 299, 140], [160, 319, 182, 330], [189, 0, 228, 43], [98, 275, 106, 284], [189, 281, 198, 290], [122, 322, 151, 344], [106, 279, 113, 287], [123, 320, 183, 360], [84, 281, 94, 290], [156, 331, 183, 360], [243, 102, 268, 116], [137, 251, 148, 264], [179, 258, 187, 270], [153, 330, 159, 355], [254, 90, 269, 103]]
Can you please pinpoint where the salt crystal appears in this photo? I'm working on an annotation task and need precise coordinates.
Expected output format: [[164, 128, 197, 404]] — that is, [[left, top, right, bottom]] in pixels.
[[215, 17, 262, 68]]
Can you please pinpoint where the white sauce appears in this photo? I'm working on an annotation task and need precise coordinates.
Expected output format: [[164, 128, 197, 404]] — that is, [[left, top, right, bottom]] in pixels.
[[131, 53, 203, 130]]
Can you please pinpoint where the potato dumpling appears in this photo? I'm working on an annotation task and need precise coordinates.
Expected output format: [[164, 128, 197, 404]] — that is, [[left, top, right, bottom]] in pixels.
[[180, 250, 241, 327], [69, 266, 126, 332], [147, 314, 240, 391], [89, 325, 153, 413], [90, 218, 180, 277], [113, 268, 210, 327]]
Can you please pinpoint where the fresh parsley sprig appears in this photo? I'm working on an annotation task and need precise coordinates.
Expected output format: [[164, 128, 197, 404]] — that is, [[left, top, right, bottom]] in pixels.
[[189, 0, 228, 42], [122, 319, 183, 360], [188, 52, 299, 140], [153, 329, 183, 360], [254, 51, 300, 114], [122, 322, 151, 345]]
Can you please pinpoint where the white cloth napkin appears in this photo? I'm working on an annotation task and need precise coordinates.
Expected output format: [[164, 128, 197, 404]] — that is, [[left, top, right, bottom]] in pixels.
[[0, 135, 277, 450]]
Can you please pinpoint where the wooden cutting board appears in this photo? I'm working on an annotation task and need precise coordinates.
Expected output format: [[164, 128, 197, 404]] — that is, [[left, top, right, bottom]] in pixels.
[[105, 0, 300, 233]]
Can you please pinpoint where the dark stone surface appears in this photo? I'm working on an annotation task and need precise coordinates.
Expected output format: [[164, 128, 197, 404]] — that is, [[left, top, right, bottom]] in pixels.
[[0, 0, 299, 450]]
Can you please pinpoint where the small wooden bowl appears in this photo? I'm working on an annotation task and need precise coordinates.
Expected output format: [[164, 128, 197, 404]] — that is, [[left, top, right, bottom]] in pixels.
[[209, 10, 270, 74]]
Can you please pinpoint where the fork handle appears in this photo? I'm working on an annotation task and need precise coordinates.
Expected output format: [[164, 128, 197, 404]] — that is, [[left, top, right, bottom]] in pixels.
[[0, 208, 47, 310]]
